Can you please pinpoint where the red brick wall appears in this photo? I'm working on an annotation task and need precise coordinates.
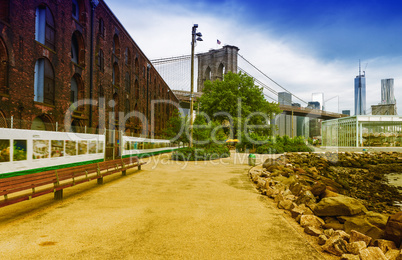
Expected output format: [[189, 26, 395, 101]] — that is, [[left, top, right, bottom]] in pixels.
[[0, 0, 178, 136]]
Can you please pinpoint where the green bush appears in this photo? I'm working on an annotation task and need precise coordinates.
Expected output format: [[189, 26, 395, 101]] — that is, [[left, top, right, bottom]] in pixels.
[[171, 145, 230, 161]]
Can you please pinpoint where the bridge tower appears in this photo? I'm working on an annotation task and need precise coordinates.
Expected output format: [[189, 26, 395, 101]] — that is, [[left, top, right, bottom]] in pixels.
[[196, 45, 239, 92]]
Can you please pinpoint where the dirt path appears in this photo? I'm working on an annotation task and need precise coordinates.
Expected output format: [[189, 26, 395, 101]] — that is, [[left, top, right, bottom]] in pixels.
[[0, 152, 325, 259]]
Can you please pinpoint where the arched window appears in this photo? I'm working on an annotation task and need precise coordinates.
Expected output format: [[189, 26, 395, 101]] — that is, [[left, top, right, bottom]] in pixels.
[[112, 62, 119, 87], [35, 5, 55, 50], [72, 0, 79, 20], [134, 57, 139, 75], [218, 63, 225, 80], [70, 77, 78, 103], [34, 58, 55, 105], [134, 79, 139, 99], [125, 99, 130, 114], [125, 47, 131, 66], [98, 18, 105, 38], [205, 66, 211, 81], [125, 72, 130, 93], [113, 34, 120, 56], [98, 49, 104, 72], [71, 31, 85, 66], [0, 37, 8, 94]]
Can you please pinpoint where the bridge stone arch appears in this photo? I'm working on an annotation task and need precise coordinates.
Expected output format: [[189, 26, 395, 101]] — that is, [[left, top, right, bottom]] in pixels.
[[197, 45, 239, 92]]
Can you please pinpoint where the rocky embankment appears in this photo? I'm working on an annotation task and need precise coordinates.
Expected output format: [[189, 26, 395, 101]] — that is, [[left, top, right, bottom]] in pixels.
[[249, 152, 402, 259]]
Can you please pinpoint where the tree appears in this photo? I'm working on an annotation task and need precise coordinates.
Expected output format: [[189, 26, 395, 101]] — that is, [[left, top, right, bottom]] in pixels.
[[163, 109, 188, 145], [197, 71, 281, 139]]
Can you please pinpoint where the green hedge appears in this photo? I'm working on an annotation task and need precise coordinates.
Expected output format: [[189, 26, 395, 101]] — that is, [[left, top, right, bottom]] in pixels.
[[171, 145, 230, 161]]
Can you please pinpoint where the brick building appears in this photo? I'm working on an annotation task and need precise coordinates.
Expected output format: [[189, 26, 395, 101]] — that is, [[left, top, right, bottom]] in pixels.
[[0, 0, 179, 137]]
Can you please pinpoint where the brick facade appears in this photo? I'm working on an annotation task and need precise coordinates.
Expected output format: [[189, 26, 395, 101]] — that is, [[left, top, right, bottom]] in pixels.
[[0, 0, 179, 137]]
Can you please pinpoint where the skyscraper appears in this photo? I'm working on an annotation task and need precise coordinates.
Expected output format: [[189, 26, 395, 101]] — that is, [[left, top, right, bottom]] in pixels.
[[381, 78, 396, 105], [354, 62, 366, 115]]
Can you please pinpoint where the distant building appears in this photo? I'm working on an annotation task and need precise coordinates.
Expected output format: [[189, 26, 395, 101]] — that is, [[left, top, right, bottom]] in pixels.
[[308, 102, 320, 110], [278, 92, 292, 106], [371, 104, 397, 115], [342, 110, 351, 116], [354, 65, 366, 115], [381, 79, 396, 105]]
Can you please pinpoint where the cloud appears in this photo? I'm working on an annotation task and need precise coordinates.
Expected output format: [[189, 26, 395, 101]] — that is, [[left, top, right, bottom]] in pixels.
[[107, 0, 402, 115]]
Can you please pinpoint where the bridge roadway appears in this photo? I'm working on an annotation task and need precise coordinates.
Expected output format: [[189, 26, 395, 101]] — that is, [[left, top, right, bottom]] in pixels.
[[0, 152, 326, 259]]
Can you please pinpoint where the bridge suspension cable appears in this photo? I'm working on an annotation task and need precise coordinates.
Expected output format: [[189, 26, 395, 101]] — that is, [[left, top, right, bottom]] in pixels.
[[237, 53, 308, 105]]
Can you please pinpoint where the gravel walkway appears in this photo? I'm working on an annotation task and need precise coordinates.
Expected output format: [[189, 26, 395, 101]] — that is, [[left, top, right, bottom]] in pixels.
[[0, 152, 325, 259]]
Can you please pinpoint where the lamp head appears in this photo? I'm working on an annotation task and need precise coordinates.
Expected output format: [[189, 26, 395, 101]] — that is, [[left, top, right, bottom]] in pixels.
[[196, 37, 203, 41]]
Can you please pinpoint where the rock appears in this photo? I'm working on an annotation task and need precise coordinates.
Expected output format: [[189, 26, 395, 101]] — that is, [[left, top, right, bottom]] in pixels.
[[290, 206, 305, 219], [324, 228, 335, 238], [300, 215, 325, 228], [312, 196, 367, 216], [295, 190, 316, 206], [262, 158, 280, 169], [322, 189, 340, 198], [342, 216, 385, 240], [289, 182, 304, 196], [318, 234, 328, 245], [384, 249, 401, 260], [277, 200, 294, 210], [365, 211, 388, 230], [284, 194, 297, 201], [340, 254, 360, 260], [310, 182, 327, 197], [373, 239, 397, 253], [274, 193, 284, 203], [322, 235, 348, 256], [346, 241, 367, 255], [334, 230, 350, 242], [350, 230, 373, 246], [256, 178, 266, 189], [304, 226, 322, 237], [385, 212, 402, 247], [298, 204, 314, 215], [359, 247, 387, 260], [324, 222, 345, 231]]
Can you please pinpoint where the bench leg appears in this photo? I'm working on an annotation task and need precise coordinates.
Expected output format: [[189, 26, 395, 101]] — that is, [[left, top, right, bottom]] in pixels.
[[122, 169, 126, 176], [97, 177, 104, 185], [54, 189, 63, 200], [138, 164, 141, 170]]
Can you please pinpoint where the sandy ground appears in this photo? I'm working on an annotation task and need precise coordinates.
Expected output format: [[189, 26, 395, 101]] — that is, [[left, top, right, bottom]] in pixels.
[[0, 152, 328, 259]]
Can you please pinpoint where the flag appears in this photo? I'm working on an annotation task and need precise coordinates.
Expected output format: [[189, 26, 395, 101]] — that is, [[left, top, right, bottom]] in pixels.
[[217, 39, 221, 45]]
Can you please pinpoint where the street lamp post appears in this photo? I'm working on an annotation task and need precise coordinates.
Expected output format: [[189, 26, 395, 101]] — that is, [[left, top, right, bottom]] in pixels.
[[189, 24, 202, 148]]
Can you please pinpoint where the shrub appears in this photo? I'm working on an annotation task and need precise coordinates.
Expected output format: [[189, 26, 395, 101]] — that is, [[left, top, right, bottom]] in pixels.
[[171, 145, 230, 161]]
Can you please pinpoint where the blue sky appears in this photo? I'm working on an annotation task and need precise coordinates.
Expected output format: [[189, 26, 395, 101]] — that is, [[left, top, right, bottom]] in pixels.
[[107, 0, 402, 114]]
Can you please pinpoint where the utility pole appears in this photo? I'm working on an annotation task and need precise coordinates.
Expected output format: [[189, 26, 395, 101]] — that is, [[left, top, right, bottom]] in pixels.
[[189, 24, 202, 147]]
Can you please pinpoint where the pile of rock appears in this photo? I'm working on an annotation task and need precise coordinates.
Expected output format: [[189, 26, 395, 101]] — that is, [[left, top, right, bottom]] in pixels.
[[249, 152, 402, 259]]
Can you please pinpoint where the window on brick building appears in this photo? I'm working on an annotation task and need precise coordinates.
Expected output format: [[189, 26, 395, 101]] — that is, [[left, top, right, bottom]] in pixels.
[[125, 72, 130, 93], [98, 49, 104, 72], [125, 99, 130, 114], [35, 5, 55, 50], [112, 62, 119, 87], [124, 47, 131, 66], [98, 18, 105, 38], [70, 77, 78, 103], [113, 34, 120, 56], [71, 31, 85, 66], [34, 58, 55, 105], [0, 37, 8, 94], [134, 57, 139, 75], [72, 0, 79, 20], [0, 0, 10, 22], [134, 79, 139, 100]]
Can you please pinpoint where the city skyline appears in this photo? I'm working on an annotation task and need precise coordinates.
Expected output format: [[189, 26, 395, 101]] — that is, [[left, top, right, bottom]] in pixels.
[[107, 0, 402, 114]]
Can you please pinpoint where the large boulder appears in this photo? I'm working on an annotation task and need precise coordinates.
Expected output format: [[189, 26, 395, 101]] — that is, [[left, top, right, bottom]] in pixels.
[[385, 212, 402, 247], [300, 215, 325, 228], [341, 216, 384, 240], [359, 247, 387, 260], [312, 196, 367, 216], [322, 235, 348, 256]]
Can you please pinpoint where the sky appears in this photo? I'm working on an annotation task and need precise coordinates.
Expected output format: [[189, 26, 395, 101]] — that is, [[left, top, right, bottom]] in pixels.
[[106, 0, 402, 115]]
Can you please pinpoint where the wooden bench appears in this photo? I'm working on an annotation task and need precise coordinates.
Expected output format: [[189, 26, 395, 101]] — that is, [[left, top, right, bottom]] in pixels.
[[0, 156, 145, 208]]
